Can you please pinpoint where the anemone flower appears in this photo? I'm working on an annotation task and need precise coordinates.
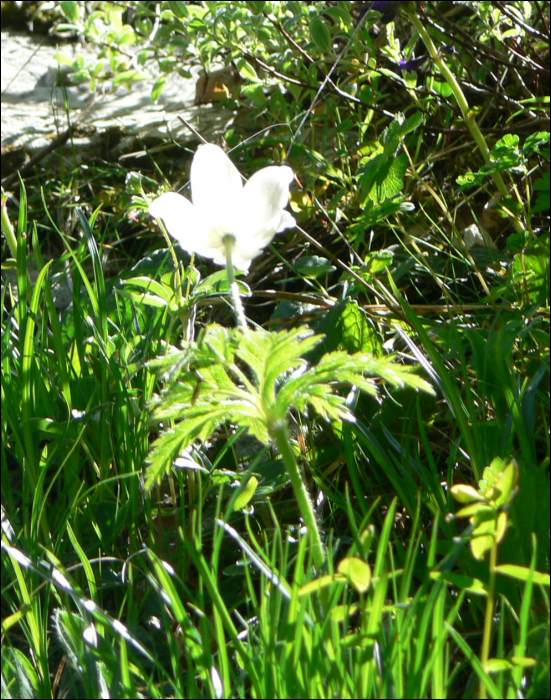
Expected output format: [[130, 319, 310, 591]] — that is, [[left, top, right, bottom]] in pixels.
[[149, 143, 295, 271]]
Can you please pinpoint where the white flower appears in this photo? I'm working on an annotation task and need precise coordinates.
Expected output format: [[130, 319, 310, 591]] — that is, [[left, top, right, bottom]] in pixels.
[[149, 143, 296, 271]]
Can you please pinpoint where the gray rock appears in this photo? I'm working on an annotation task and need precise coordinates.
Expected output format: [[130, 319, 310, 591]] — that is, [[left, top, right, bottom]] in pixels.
[[2, 29, 239, 158]]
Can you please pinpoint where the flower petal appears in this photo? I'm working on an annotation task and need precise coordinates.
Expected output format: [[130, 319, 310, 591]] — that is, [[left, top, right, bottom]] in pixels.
[[238, 165, 296, 249], [231, 251, 258, 271], [150, 192, 201, 248], [150, 192, 220, 258], [191, 144, 243, 234]]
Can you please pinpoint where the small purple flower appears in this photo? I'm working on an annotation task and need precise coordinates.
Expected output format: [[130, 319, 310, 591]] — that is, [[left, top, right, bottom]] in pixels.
[[360, 1, 404, 24], [398, 55, 428, 72]]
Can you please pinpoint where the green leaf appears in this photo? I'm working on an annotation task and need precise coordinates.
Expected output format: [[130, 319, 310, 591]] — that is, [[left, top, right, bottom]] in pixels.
[[233, 476, 259, 510], [194, 270, 251, 299], [470, 511, 509, 560], [236, 58, 259, 82], [483, 655, 537, 674], [450, 484, 485, 504], [512, 232, 549, 304], [171, 1, 190, 17], [312, 301, 383, 360], [146, 324, 433, 492], [341, 301, 383, 355], [523, 131, 549, 155], [337, 557, 371, 594], [151, 75, 167, 102], [145, 406, 227, 491], [531, 171, 550, 213], [455, 503, 495, 519], [330, 604, 360, 622], [430, 570, 487, 595], [61, 1, 79, 23], [490, 134, 522, 171], [309, 16, 332, 53], [117, 290, 168, 309], [294, 255, 336, 279], [488, 459, 519, 507], [495, 565, 550, 585], [358, 153, 408, 205], [484, 658, 514, 674], [247, 1, 265, 12], [510, 656, 537, 668], [298, 574, 344, 596], [382, 112, 424, 156], [478, 457, 507, 495], [113, 69, 150, 86]]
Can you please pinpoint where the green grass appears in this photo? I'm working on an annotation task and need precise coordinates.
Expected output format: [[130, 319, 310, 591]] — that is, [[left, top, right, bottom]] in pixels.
[[2, 1, 549, 698]]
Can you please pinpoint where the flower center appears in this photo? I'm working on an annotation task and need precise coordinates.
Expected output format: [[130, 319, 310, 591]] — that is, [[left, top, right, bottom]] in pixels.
[[222, 233, 236, 259], [222, 233, 236, 246]]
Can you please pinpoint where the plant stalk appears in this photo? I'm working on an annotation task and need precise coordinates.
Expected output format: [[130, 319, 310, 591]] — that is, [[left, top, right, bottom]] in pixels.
[[224, 235, 249, 329], [269, 419, 326, 570], [480, 533, 498, 699]]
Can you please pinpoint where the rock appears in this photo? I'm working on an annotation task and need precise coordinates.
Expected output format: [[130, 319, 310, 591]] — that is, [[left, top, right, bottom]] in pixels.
[[1, 29, 240, 170]]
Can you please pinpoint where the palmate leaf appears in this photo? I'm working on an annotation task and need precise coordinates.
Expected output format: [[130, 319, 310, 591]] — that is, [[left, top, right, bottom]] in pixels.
[[145, 324, 434, 490], [236, 327, 323, 406], [276, 349, 433, 419], [145, 405, 228, 491]]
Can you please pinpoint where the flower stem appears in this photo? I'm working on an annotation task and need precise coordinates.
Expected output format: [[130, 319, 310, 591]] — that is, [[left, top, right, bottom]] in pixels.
[[224, 235, 248, 330], [480, 534, 498, 699], [269, 419, 326, 570]]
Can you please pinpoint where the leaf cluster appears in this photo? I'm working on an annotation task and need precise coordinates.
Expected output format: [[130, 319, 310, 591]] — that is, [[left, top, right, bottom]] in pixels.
[[145, 324, 433, 491], [451, 457, 520, 561]]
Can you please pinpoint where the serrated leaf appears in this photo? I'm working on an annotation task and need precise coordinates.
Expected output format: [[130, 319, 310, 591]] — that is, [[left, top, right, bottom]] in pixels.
[[145, 407, 227, 491], [359, 153, 407, 205], [147, 323, 434, 496], [382, 112, 424, 156], [479, 457, 507, 494], [341, 301, 382, 355]]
